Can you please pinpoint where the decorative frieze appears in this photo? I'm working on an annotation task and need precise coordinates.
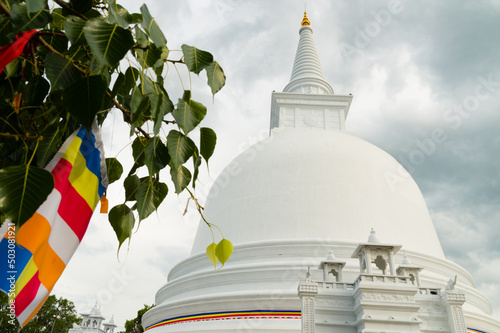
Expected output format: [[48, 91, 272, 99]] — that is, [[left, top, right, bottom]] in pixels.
[[360, 292, 416, 303], [315, 299, 354, 308]]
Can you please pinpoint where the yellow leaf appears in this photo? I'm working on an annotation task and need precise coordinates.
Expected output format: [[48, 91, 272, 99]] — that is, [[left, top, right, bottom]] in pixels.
[[215, 239, 233, 266], [206, 242, 218, 269]]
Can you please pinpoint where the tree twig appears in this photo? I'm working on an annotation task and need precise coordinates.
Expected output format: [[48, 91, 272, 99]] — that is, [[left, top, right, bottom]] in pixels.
[[105, 91, 151, 139], [38, 36, 87, 75], [52, 0, 87, 20], [37, 36, 63, 56], [0, 132, 41, 140], [166, 59, 184, 64], [0, 1, 10, 16]]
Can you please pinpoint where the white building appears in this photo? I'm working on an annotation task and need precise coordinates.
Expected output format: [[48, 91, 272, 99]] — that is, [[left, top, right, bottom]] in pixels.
[[68, 303, 116, 333], [141, 12, 500, 333]]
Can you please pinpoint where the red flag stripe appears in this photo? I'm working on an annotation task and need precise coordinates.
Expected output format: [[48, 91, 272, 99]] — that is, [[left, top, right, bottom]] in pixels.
[[15, 272, 41, 317]]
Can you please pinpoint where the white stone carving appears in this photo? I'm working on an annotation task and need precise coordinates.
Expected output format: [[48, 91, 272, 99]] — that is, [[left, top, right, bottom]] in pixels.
[[361, 293, 415, 303]]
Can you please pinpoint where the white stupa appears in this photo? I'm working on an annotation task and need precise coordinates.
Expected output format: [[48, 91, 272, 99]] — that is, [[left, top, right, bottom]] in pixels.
[[142, 12, 500, 333]]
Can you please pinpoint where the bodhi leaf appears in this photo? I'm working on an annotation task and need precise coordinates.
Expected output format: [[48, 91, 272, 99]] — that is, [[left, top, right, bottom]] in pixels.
[[83, 19, 134, 67], [123, 174, 140, 202], [105, 158, 123, 184], [192, 155, 202, 188], [140, 4, 166, 47], [62, 75, 107, 130], [169, 164, 191, 194], [23, 75, 50, 107], [167, 130, 196, 167], [129, 137, 146, 176], [215, 238, 233, 266], [206, 61, 226, 96], [69, 0, 92, 16], [136, 178, 168, 221], [143, 137, 170, 177], [45, 53, 82, 91], [206, 242, 218, 269], [200, 127, 216, 164], [11, 2, 51, 31], [64, 16, 87, 45], [109, 204, 135, 251], [36, 126, 63, 168], [106, 0, 133, 27], [26, 0, 47, 16], [173, 92, 207, 134], [181, 44, 213, 75], [0, 165, 54, 227], [152, 92, 174, 136]]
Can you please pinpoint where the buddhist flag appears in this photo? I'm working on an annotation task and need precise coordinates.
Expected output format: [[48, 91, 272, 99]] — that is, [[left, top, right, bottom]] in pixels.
[[0, 121, 108, 327]]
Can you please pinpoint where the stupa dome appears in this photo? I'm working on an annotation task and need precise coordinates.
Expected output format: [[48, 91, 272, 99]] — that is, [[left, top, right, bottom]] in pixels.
[[142, 12, 500, 333], [191, 128, 445, 259]]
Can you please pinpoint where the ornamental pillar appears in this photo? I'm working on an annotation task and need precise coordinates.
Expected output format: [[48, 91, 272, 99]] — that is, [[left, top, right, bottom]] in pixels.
[[441, 277, 467, 333], [298, 268, 318, 333]]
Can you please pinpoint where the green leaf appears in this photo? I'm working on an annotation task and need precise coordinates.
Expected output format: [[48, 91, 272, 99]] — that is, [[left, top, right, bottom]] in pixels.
[[40, 33, 68, 54], [70, 0, 92, 15], [143, 137, 170, 176], [105, 158, 123, 184], [181, 44, 213, 75], [136, 179, 168, 220], [206, 242, 218, 269], [26, 0, 46, 14], [36, 126, 63, 168], [169, 164, 191, 194], [45, 53, 82, 91], [11, 2, 51, 31], [50, 7, 65, 30], [123, 67, 140, 93], [206, 61, 226, 96], [136, 43, 163, 69], [192, 155, 202, 188], [166, 130, 196, 167], [140, 4, 166, 47], [111, 72, 125, 99], [216, 239, 233, 266], [0, 165, 54, 227], [83, 19, 134, 67], [200, 127, 216, 163], [152, 91, 174, 136], [129, 137, 146, 175], [62, 75, 107, 130], [123, 174, 139, 201], [23, 75, 49, 107], [130, 13, 143, 24], [0, 17, 13, 46], [173, 94, 207, 134], [108, 204, 135, 251], [106, 0, 133, 27], [131, 93, 150, 124], [64, 16, 87, 45]]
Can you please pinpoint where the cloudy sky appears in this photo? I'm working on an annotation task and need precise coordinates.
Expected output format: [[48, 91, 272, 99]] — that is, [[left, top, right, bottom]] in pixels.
[[50, 0, 500, 329]]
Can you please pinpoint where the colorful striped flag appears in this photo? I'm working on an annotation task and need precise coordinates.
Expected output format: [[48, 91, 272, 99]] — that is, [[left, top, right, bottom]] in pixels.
[[0, 121, 107, 327]]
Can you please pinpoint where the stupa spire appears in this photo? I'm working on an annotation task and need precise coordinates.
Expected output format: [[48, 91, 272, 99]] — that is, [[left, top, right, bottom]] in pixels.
[[301, 11, 310, 26], [270, 11, 352, 132], [283, 12, 333, 94]]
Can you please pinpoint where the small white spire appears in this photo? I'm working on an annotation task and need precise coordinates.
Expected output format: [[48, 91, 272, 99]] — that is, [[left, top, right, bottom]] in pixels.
[[367, 228, 381, 243], [327, 251, 336, 260], [402, 250, 411, 264]]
